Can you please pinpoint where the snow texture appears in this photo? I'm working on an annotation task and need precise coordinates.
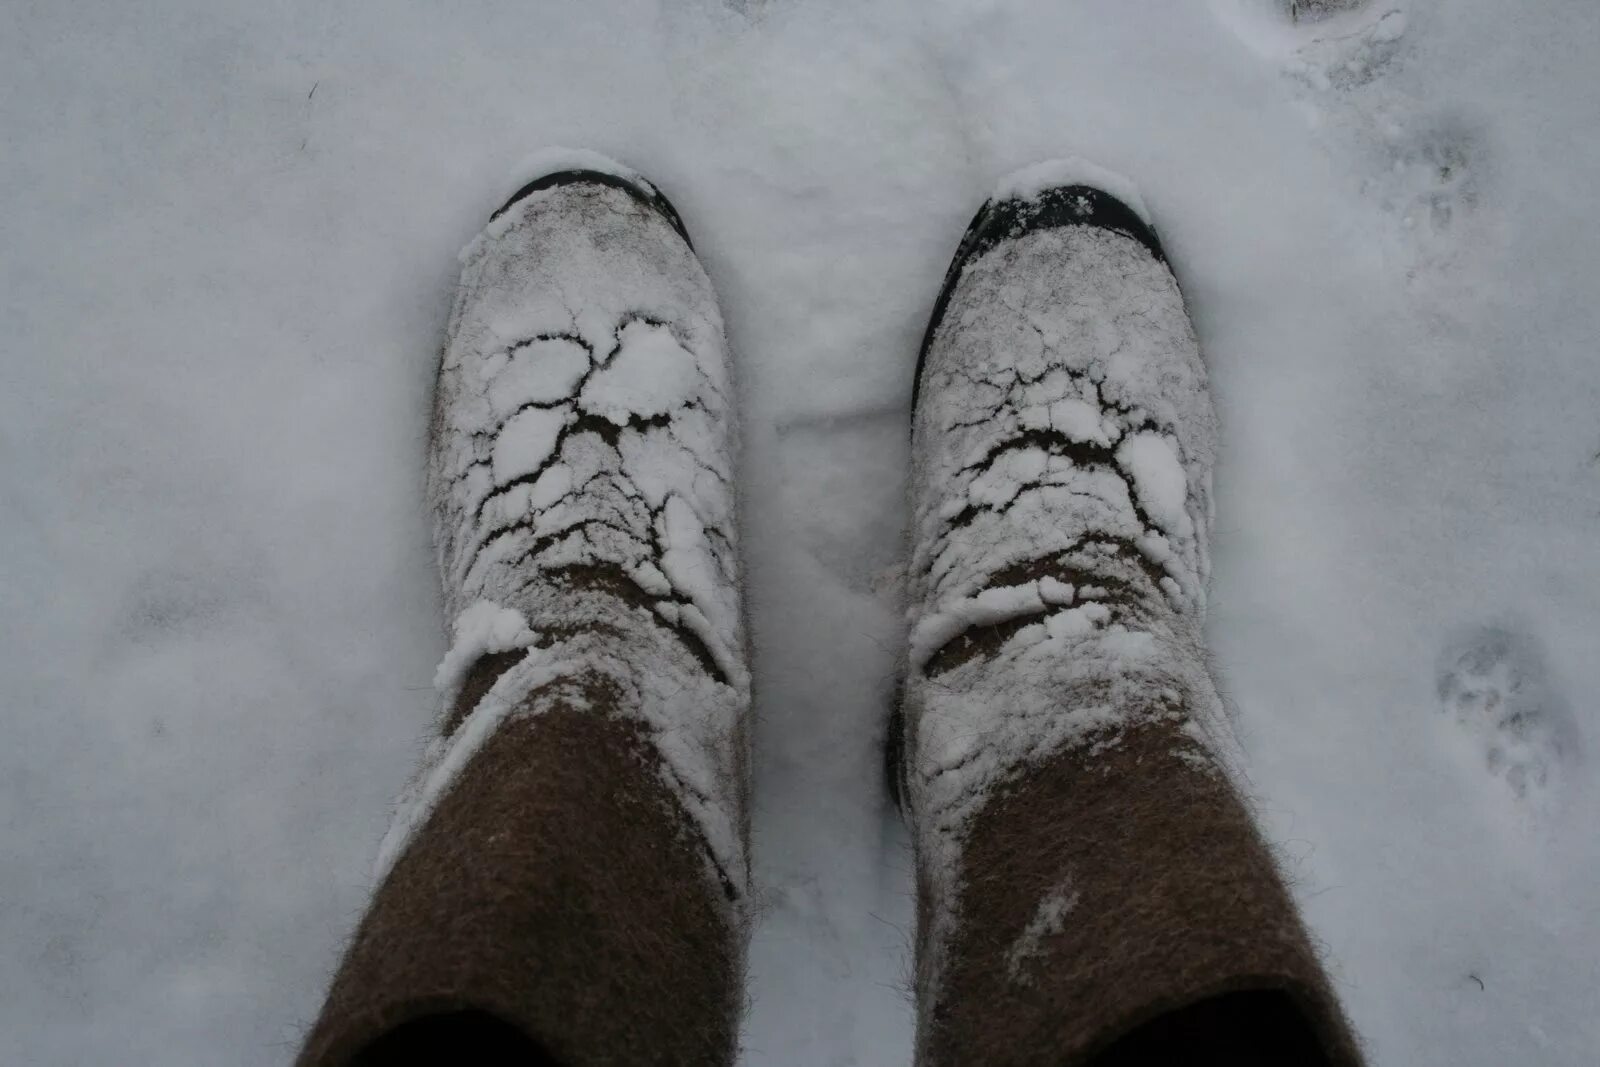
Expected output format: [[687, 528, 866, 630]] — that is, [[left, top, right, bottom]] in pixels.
[[4, 1, 1600, 1064], [994, 158, 1154, 227], [430, 599, 536, 696], [1434, 624, 1577, 813], [902, 217, 1235, 991], [1004, 876, 1082, 984], [413, 175, 750, 900]]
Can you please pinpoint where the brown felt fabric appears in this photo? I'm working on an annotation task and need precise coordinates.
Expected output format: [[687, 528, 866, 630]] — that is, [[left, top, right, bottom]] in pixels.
[[918, 716, 1364, 1067], [297, 685, 742, 1067]]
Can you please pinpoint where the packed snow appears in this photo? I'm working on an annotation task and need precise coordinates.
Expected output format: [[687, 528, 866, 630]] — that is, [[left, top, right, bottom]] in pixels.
[[1, 1, 1597, 1065], [430, 599, 536, 696]]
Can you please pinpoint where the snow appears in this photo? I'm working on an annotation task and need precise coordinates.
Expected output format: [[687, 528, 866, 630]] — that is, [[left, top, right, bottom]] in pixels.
[[1004, 876, 1082, 983], [1045, 396, 1114, 445], [3, 1, 1599, 1065], [489, 405, 567, 482], [485, 338, 591, 414], [1373, 11, 1409, 42], [499, 146, 654, 202], [994, 157, 1153, 226], [430, 599, 535, 695], [580, 320, 707, 422], [907, 576, 1079, 670], [1117, 431, 1193, 540]]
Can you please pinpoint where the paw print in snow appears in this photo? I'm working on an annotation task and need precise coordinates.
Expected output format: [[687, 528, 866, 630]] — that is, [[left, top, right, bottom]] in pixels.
[[1372, 117, 1481, 267], [1289, 8, 1408, 90], [1435, 625, 1574, 804]]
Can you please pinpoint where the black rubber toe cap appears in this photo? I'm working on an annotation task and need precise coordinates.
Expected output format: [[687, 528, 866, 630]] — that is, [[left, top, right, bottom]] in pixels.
[[491, 168, 694, 249], [911, 183, 1166, 414]]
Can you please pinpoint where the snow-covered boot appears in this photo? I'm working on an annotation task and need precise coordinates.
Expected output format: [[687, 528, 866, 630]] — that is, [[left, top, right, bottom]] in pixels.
[[898, 162, 1363, 1066], [298, 152, 749, 1066]]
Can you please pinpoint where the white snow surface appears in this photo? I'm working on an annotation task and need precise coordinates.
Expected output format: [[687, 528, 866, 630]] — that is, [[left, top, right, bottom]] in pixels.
[[3, 1, 1599, 1065]]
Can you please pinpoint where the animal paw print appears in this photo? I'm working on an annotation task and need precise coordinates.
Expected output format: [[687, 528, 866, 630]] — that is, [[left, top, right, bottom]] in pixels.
[[1435, 626, 1572, 804], [1288, 8, 1408, 90], [1366, 116, 1483, 272]]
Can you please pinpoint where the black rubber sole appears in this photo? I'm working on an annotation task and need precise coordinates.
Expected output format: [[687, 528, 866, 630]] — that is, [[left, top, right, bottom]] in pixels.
[[887, 180, 1169, 816], [491, 167, 694, 250]]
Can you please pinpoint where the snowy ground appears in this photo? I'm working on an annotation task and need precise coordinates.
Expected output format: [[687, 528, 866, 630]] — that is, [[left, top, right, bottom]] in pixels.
[[3, 0, 1598, 1063]]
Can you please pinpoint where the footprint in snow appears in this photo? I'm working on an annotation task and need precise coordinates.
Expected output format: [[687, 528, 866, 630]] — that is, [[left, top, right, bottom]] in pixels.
[[1288, 7, 1409, 91], [1361, 114, 1487, 274], [1208, 0, 1403, 77], [1434, 625, 1577, 808], [1265, 5, 1494, 278]]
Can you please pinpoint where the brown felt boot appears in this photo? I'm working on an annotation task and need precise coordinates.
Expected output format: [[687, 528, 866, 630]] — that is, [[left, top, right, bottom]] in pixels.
[[895, 162, 1364, 1067], [298, 151, 751, 1067]]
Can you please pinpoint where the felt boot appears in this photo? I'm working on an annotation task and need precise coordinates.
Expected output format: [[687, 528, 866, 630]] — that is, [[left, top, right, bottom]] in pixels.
[[897, 162, 1364, 1067], [299, 152, 750, 1067]]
